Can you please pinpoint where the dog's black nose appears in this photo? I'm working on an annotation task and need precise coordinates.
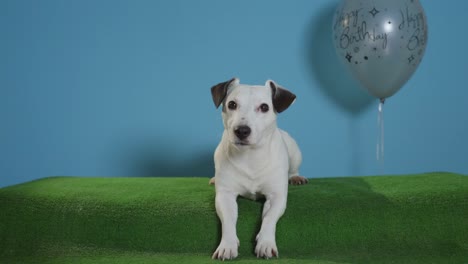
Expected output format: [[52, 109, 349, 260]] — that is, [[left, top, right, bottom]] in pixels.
[[234, 125, 251, 140]]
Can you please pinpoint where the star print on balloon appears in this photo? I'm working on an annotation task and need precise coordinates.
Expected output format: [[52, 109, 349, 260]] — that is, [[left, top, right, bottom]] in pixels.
[[332, 0, 428, 100], [369, 7, 379, 17]]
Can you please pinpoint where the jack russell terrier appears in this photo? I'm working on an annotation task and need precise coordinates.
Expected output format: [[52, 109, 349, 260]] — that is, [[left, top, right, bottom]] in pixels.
[[210, 78, 308, 260]]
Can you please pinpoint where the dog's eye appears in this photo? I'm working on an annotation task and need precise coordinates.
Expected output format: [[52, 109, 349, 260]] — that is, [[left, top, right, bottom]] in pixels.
[[228, 101, 237, 110], [260, 103, 269, 113]]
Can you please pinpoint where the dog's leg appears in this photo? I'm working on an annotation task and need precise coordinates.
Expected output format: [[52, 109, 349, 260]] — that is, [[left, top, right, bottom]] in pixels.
[[212, 190, 239, 260], [281, 131, 308, 185], [209, 177, 215, 185], [255, 193, 287, 259], [287, 149, 308, 185]]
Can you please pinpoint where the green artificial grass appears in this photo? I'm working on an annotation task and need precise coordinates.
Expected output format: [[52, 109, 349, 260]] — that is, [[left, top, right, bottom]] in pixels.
[[1, 172, 467, 263]]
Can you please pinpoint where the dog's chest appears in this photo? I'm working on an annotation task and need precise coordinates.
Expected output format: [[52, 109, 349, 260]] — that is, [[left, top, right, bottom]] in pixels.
[[229, 154, 268, 181], [235, 170, 265, 200], [227, 150, 286, 196]]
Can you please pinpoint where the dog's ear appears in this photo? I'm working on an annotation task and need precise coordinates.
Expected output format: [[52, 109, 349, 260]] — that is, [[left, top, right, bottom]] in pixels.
[[267, 80, 296, 113], [211, 78, 239, 108]]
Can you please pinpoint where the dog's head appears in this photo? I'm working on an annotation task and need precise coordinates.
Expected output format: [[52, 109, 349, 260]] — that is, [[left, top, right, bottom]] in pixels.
[[211, 78, 296, 147]]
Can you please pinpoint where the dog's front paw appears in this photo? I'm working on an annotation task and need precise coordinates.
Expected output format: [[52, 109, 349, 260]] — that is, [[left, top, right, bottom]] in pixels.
[[212, 238, 239, 261], [255, 233, 278, 259], [289, 175, 308, 185]]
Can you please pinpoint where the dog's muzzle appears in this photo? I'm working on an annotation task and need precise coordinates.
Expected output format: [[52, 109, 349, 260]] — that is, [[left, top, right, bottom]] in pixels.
[[234, 125, 251, 142]]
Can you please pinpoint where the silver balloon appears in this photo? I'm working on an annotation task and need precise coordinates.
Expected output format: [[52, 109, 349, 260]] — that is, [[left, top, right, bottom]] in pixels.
[[332, 0, 428, 100]]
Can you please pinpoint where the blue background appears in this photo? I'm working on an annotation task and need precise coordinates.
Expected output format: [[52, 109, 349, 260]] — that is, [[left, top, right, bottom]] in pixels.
[[1, 0, 467, 187]]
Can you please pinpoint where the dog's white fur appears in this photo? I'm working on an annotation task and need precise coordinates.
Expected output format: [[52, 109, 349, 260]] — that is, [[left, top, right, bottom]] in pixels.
[[210, 78, 307, 260]]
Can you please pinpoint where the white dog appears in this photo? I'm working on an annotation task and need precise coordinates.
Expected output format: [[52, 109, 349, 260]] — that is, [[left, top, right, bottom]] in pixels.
[[210, 78, 308, 260]]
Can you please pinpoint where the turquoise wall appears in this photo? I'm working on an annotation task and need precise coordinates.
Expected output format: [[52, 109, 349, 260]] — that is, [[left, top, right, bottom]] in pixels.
[[1, 0, 467, 187]]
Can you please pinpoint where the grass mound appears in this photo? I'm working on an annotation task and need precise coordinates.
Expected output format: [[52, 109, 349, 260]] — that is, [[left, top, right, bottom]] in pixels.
[[1, 172, 467, 263]]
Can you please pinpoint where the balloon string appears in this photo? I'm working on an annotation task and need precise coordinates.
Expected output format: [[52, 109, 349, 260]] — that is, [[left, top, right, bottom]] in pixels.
[[377, 99, 385, 173]]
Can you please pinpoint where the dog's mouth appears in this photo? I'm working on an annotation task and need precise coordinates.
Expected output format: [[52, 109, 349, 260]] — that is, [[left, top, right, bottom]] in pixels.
[[233, 140, 250, 146]]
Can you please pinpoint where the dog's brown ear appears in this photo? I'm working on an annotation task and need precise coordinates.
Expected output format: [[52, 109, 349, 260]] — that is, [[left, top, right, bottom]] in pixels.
[[268, 80, 296, 113], [211, 78, 238, 108]]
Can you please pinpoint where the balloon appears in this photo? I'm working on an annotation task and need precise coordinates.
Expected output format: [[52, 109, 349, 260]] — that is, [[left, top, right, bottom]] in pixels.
[[332, 0, 428, 100]]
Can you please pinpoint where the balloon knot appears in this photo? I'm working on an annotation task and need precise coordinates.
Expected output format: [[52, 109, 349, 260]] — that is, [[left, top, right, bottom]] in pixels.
[[380, 98, 386, 104]]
